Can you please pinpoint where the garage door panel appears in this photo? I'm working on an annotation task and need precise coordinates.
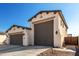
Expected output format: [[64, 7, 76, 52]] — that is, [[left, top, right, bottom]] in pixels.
[[34, 20, 54, 46], [10, 34, 23, 45]]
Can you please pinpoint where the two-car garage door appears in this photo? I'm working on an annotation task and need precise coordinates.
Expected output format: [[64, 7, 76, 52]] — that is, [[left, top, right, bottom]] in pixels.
[[34, 20, 54, 46]]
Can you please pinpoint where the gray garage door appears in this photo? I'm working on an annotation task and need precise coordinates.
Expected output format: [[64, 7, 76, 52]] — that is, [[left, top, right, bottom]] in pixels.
[[34, 20, 54, 46], [10, 34, 23, 45]]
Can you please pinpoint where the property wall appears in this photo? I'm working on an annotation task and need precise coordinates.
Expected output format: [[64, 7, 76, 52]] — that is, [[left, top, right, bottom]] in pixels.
[[0, 35, 6, 45], [24, 29, 33, 46], [22, 29, 29, 46], [6, 26, 31, 46]]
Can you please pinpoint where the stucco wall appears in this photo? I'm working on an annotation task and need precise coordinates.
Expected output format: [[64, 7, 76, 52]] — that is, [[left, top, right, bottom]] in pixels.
[[57, 13, 67, 47], [30, 22, 34, 45], [53, 14, 61, 48], [25, 29, 33, 46], [0, 35, 6, 45]]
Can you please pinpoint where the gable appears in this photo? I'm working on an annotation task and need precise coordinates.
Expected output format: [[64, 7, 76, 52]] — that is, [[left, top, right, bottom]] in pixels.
[[28, 10, 57, 22], [28, 10, 68, 29], [6, 25, 31, 33]]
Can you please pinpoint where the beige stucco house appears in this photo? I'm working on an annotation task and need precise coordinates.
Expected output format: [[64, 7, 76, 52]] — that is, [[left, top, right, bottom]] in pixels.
[[5, 10, 68, 48]]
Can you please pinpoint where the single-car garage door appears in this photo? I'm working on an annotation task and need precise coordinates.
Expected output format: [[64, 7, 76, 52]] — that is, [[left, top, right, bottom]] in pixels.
[[34, 20, 54, 46], [10, 34, 23, 45]]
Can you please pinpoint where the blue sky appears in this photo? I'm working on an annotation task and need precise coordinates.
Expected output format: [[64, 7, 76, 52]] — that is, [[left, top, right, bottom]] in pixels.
[[0, 3, 79, 36]]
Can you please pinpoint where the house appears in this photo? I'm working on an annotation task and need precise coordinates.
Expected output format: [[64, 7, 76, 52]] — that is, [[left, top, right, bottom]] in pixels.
[[6, 25, 32, 46], [6, 10, 68, 48], [0, 32, 6, 45], [28, 10, 68, 48]]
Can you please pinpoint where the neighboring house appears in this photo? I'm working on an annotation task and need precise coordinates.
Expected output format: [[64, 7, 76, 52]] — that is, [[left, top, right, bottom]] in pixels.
[[28, 10, 68, 48], [6, 25, 32, 46], [0, 32, 6, 45], [6, 10, 68, 48]]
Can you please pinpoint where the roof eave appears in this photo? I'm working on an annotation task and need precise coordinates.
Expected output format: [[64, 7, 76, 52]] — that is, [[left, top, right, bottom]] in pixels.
[[6, 25, 31, 33], [28, 10, 62, 22]]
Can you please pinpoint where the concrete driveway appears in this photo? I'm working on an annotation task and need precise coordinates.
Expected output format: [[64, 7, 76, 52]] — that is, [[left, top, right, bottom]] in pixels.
[[0, 45, 78, 56], [0, 45, 50, 56]]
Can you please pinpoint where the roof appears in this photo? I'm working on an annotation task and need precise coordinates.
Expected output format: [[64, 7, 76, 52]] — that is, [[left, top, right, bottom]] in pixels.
[[0, 32, 5, 35], [28, 10, 68, 29], [6, 25, 31, 33]]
